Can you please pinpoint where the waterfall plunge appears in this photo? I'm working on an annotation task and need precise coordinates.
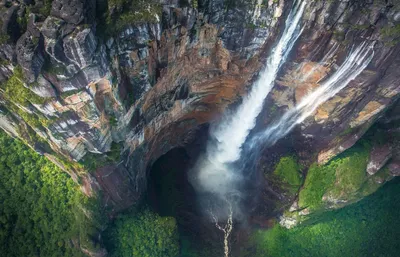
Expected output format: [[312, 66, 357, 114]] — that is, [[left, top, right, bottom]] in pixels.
[[191, 0, 306, 199], [189, 1, 306, 256], [248, 42, 375, 149]]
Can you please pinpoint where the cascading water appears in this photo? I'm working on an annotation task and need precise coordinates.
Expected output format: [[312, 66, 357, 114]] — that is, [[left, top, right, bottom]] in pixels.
[[189, 1, 306, 256], [248, 41, 375, 149], [210, 203, 233, 257]]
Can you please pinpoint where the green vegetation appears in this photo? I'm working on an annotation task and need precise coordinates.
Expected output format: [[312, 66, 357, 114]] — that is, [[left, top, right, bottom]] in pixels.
[[381, 24, 400, 46], [1, 66, 48, 106], [298, 162, 336, 210], [98, 0, 161, 36], [17, 6, 31, 33], [273, 156, 302, 187], [104, 209, 179, 257], [0, 34, 9, 44], [109, 114, 118, 126], [0, 16, 9, 44], [34, 0, 54, 18], [328, 146, 369, 199], [79, 142, 123, 172], [0, 131, 88, 256], [298, 142, 372, 210], [243, 177, 400, 257]]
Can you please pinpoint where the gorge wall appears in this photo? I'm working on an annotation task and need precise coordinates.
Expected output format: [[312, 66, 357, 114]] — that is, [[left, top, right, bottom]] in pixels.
[[0, 0, 399, 232]]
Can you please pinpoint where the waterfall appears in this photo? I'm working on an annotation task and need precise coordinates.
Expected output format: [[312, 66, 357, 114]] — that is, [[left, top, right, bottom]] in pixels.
[[207, 0, 306, 167], [189, 1, 307, 254], [191, 0, 306, 198], [248, 42, 375, 149]]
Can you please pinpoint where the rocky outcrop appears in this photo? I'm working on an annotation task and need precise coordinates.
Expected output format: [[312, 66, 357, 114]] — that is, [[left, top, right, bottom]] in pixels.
[[367, 144, 392, 175], [16, 31, 45, 83]]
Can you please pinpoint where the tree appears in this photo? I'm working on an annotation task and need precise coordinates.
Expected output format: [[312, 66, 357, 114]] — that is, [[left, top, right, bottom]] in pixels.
[[0, 131, 86, 257], [106, 209, 179, 257]]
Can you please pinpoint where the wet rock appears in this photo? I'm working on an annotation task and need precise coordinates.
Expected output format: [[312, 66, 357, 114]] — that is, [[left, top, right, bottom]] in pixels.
[[0, 0, 400, 222], [367, 144, 393, 175], [0, 61, 13, 83], [0, 112, 19, 138], [289, 201, 299, 212], [41, 16, 65, 39], [299, 208, 310, 216]]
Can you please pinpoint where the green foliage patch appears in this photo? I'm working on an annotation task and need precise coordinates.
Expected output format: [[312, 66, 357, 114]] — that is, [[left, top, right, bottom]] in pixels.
[[0, 131, 87, 256], [244, 177, 400, 257], [273, 156, 302, 187], [98, 0, 161, 37], [1, 66, 48, 106], [298, 142, 372, 210], [298, 162, 336, 210], [79, 142, 123, 172], [380, 24, 400, 46], [104, 209, 179, 257]]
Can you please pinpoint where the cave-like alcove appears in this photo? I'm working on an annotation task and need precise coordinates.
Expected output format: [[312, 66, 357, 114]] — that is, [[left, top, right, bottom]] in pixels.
[[147, 147, 225, 256], [147, 148, 194, 219]]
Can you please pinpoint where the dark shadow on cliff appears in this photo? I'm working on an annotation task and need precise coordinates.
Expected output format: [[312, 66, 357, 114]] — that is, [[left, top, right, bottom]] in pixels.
[[147, 146, 226, 256]]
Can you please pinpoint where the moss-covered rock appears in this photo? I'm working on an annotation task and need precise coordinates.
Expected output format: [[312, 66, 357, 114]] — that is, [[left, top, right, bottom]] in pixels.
[[273, 156, 302, 187], [298, 140, 394, 212]]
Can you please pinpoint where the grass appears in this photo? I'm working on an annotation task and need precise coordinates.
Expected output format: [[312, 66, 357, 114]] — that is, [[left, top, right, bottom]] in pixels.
[[244, 177, 400, 257]]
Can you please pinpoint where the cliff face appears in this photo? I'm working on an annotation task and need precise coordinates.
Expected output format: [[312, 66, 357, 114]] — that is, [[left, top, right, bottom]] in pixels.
[[0, 0, 399, 215]]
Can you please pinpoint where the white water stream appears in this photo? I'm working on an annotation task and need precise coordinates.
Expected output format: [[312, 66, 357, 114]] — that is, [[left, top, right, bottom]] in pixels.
[[248, 42, 375, 149]]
